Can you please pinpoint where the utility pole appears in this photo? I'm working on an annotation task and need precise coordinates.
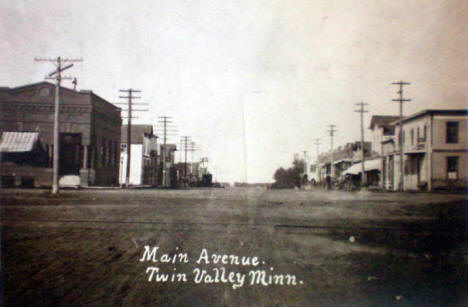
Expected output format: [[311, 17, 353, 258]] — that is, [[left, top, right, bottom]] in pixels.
[[327, 125, 337, 178], [34, 56, 83, 194], [180, 136, 192, 178], [313, 138, 321, 181], [302, 150, 308, 177], [355, 102, 369, 186], [117, 89, 146, 187], [200, 157, 209, 175], [301, 150, 308, 188], [189, 141, 200, 173], [313, 138, 321, 161], [392, 81, 411, 191], [157, 116, 177, 187]]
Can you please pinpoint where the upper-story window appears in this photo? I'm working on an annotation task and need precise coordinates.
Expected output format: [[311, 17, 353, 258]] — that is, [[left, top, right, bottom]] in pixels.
[[446, 122, 459, 143]]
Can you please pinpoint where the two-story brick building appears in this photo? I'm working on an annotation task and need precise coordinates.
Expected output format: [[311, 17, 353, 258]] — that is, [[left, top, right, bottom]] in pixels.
[[382, 109, 467, 191], [0, 82, 121, 187]]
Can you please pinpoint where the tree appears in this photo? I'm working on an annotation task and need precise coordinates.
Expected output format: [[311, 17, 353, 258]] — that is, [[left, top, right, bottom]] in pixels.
[[271, 158, 305, 189]]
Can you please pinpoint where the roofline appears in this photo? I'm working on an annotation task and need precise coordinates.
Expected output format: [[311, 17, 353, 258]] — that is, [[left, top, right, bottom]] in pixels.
[[390, 109, 468, 126], [0, 81, 120, 111], [368, 115, 402, 129], [2, 81, 77, 94], [87, 91, 120, 111]]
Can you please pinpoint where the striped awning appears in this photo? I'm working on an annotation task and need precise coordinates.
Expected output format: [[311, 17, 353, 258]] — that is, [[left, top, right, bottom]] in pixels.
[[0, 132, 39, 153]]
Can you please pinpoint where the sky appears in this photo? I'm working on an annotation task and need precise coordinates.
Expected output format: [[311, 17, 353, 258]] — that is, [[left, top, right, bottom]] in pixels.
[[1, 0, 467, 183]]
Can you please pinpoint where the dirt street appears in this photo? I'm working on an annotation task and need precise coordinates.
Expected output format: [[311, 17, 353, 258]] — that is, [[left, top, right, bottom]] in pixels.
[[1, 188, 467, 306]]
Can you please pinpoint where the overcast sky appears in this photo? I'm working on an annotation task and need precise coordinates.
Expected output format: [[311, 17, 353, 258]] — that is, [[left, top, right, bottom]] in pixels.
[[1, 0, 467, 183]]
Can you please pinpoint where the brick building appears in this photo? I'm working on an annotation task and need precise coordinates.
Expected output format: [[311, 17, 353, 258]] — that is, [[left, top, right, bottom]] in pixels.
[[0, 81, 121, 187]]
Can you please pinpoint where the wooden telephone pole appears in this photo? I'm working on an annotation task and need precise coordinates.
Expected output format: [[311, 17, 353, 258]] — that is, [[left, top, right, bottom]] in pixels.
[[392, 81, 411, 191], [355, 102, 369, 186], [34, 56, 82, 194], [116, 89, 147, 187], [157, 116, 177, 187], [327, 125, 337, 178]]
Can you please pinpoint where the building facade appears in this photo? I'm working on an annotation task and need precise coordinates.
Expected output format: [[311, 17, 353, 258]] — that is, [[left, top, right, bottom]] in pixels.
[[316, 141, 372, 182], [119, 125, 158, 186], [0, 82, 121, 187], [382, 109, 467, 191], [369, 115, 400, 156]]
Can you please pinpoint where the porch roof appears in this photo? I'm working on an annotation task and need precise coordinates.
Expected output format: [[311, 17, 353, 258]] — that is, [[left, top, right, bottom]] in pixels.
[[343, 159, 381, 175]]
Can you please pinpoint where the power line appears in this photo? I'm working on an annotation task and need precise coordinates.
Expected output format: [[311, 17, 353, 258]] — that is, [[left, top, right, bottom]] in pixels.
[[355, 102, 369, 186], [392, 80, 411, 191], [34, 56, 83, 194]]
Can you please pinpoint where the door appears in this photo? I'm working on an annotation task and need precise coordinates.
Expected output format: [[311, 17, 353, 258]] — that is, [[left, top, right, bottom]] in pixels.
[[59, 133, 82, 175]]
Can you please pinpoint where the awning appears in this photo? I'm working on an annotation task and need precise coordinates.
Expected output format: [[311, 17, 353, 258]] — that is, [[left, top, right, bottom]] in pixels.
[[343, 159, 381, 175], [0, 132, 39, 153], [333, 158, 353, 165]]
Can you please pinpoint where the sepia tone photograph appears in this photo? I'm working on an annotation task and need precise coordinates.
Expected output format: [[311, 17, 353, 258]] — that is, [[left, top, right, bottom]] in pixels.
[[0, 0, 467, 306]]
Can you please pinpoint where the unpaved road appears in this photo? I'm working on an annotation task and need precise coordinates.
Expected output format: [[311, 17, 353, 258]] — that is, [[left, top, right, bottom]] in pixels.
[[1, 188, 467, 306]]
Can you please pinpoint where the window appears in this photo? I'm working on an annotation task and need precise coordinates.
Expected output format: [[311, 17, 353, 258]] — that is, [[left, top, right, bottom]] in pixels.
[[423, 125, 427, 141], [108, 140, 112, 166], [404, 156, 418, 175], [410, 129, 414, 145], [101, 138, 106, 167], [446, 122, 459, 143], [447, 156, 458, 179], [417, 127, 420, 142]]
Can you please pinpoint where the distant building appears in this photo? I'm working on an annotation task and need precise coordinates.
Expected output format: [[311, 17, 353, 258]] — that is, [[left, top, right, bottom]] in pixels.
[[159, 144, 177, 187], [382, 109, 467, 191], [175, 161, 201, 186], [369, 115, 400, 155], [0, 82, 121, 187], [119, 125, 158, 186], [316, 141, 372, 181]]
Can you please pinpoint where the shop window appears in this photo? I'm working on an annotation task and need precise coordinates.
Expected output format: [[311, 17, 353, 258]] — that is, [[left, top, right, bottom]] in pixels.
[[404, 157, 418, 175], [447, 156, 458, 179]]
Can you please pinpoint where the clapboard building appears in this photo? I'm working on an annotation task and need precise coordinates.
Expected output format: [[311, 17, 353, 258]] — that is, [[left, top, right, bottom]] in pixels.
[[381, 109, 468, 191], [119, 124, 158, 186], [0, 81, 121, 187]]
